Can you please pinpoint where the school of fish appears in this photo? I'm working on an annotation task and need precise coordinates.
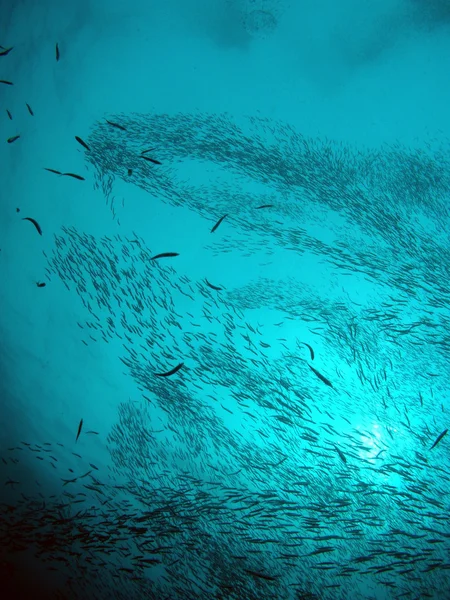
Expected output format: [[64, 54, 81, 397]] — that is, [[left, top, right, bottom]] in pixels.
[[1, 40, 450, 600]]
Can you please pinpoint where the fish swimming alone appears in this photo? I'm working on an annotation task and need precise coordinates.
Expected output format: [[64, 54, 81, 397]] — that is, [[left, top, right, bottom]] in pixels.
[[430, 429, 448, 450], [106, 120, 127, 131], [150, 252, 179, 261], [75, 419, 83, 442], [300, 342, 315, 361], [308, 363, 333, 388], [75, 136, 90, 151], [211, 214, 228, 233], [63, 173, 85, 181], [22, 217, 42, 235], [155, 362, 184, 377], [141, 156, 162, 165], [205, 279, 223, 291], [335, 445, 347, 464]]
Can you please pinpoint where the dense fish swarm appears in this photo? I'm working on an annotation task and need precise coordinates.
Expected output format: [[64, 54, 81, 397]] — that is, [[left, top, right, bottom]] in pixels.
[[2, 111, 450, 599]]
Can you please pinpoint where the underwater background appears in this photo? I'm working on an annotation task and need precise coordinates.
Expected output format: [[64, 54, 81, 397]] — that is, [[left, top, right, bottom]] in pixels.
[[1, 0, 450, 598]]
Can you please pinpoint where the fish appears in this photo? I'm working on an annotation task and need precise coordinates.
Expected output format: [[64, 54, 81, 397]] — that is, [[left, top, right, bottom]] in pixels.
[[430, 429, 448, 450], [44, 168, 62, 175], [301, 342, 315, 360], [205, 278, 223, 291], [75, 419, 83, 442], [155, 362, 184, 377], [26, 103, 34, 116], [255, 204, 273, 209], [22, 217, 42, 235], [0, 80, 13, 85], [63, 173, 85, 180], [141, 156, 162, 165], [7, 135, 20, 144], [244, 570, 277, 581], [211, 214, 228, 233], [106, 120, 127, 131], [62, 477, 78, 486], [0, 47, 13, 56], [335, 446, 347, 464], [150, 252, 179, 260], [6, 109, 12, 119], [404, 411, 411, 429], [308, 363, 333, 388], [36, 282, 46, 288], [5, 479, 20, 487], [75, 136, 90, 151], [141, 147, 156, 154], [55, 43, 60, 61], [305, 547, 336, 558]]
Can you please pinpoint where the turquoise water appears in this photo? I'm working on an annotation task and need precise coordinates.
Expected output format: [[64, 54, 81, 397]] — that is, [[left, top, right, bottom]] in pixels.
[[1, 1, 449, 599]]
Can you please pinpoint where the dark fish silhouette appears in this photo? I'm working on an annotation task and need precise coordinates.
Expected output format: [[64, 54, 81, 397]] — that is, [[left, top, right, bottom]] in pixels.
[[150, 252, 179, 260], [106, 120, 126, 131], [335, 446, 347, 464], [22, 217, 42, 235], [211, 214, 227, 233], [244, 570, 277, 582], [301, 342, 315, 361], [6, 109, 12, 120], [7, 135, 20, 144], [36, 282, 46, 288], [430, 429, 448, 450], [155, 362, 184, 377], [255, 204, 273, 209], [26, 103, 34, 116], [75, 419, 83, 442], [75, 136, 90, 151], [56, 43, 60, 61], [141, 147, 156, 154], [0, 47, 13, 56], [0, 80, 13, 85], [308, 363, 333, 388], [44, 168, 62, 175], [141, 156, 162, 165], [205, 279, 222, 291], [63, 172, 85, 181]]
